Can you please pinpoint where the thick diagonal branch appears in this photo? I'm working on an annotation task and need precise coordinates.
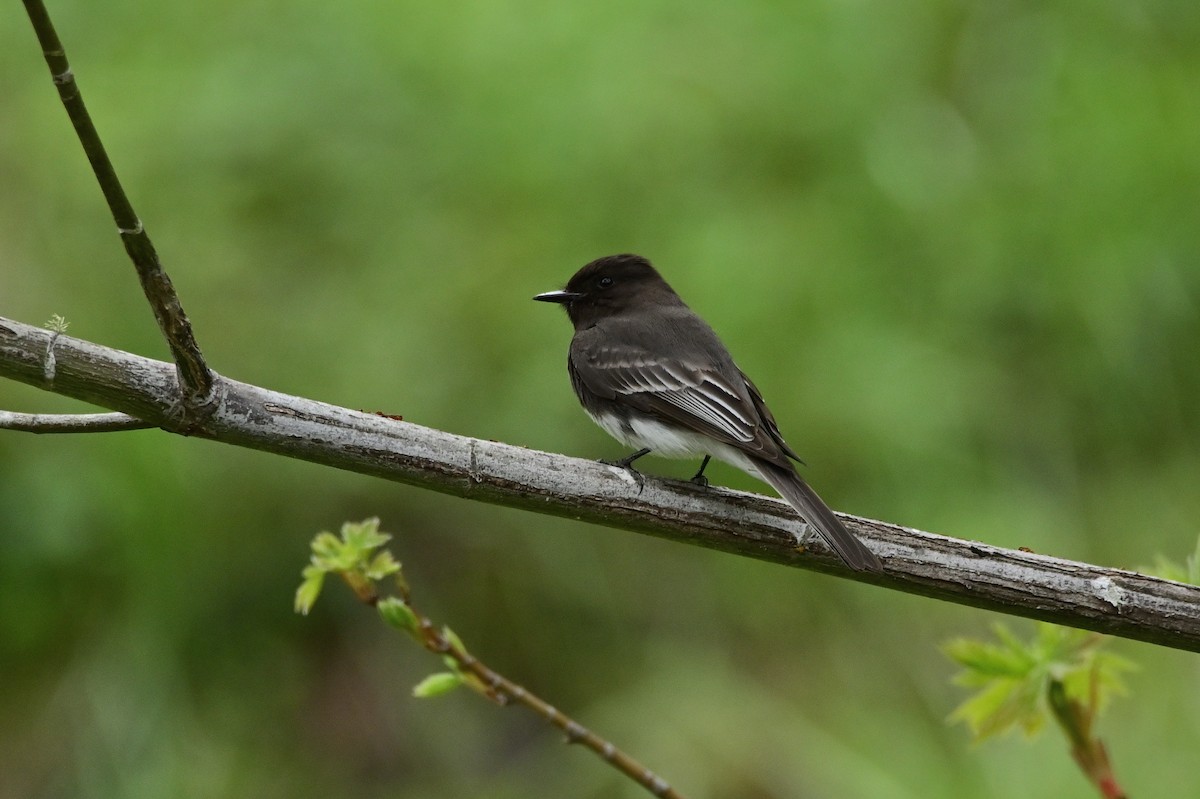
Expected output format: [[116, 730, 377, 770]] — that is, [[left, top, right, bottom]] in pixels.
[[2, 315, 1199, 652]]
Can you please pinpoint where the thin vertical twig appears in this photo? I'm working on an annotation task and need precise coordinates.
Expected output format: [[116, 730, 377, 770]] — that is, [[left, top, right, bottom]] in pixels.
[[21, 0, 216, 421]]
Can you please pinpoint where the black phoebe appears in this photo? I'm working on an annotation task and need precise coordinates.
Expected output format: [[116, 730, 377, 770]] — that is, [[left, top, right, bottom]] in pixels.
[[535, 253, 882, 573]]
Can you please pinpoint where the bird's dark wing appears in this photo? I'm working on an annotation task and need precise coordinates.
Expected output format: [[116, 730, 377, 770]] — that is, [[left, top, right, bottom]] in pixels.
[[570, 337, 793, 468], [739, 369, 803, 464]]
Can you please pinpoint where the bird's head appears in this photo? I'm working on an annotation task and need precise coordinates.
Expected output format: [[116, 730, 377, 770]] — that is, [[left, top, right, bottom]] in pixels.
[[534, 254, 677, 327]]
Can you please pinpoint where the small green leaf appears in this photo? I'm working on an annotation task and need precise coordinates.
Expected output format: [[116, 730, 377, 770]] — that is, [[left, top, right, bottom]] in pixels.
[[377, 596, 419, 633], [310, 531, 342, 558], [943, 635, 1032, 680], [1032, 622, 1071, 655], [991, 622, 1024, 650], [366, 550, 401, 581], [948, 675, 1043, 741], [45, 313, 70, 333], [413, 672, 462, 698], [340, 518, 390, 553], [1063, 650, 1135, 712], [442, 625, 467, 656], [309, 531, 347, 570], [294, 570, 326, 615]]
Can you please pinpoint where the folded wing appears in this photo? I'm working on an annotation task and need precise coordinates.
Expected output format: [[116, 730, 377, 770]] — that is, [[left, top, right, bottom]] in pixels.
[[570, 342, 794, 469]]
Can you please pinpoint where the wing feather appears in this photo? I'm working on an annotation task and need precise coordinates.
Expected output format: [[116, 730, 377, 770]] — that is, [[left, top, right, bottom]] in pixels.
[[572, 343, 775, 452]]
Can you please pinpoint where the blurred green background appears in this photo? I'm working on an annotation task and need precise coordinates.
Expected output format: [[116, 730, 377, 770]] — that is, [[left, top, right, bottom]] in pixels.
[[2, 1, 1199, 797]]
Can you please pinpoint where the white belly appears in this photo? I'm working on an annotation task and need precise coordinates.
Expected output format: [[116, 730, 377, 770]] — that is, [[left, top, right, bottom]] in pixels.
[[588, 410, 763, 478]]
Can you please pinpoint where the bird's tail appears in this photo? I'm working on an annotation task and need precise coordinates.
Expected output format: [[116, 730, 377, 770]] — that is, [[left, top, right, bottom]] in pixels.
[[756, 462, 882, 573]]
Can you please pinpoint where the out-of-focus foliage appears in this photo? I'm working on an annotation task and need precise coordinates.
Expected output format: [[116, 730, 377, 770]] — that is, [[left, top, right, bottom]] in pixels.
[[2, 1, 1198, 797], [945, 623, 1133, 741], [1140, 534, 1200, 585], [946, 623, 1136, 798]]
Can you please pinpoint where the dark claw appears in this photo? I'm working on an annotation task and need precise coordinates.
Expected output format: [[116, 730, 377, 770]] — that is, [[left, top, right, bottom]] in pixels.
[[688, 455, 712, 487], [599, 447, 650, 494], [599, 458, 646, 493]]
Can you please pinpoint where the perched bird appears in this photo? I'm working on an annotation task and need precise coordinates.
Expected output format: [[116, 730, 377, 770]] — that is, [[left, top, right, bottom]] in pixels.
[[534, 254, 882, 573]]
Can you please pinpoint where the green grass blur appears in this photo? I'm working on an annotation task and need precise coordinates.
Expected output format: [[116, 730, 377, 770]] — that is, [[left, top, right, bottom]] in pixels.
[[2, 1, 1198, 797]]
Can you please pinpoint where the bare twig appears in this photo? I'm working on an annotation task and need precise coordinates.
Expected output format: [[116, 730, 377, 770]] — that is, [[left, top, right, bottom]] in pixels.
[[405, 610, 683, 798], [0, 410, 151, 433], [4, 315, 1200, 652], [21, 0, 215, 418], [299, 519, 685, 797], [355, 587, 683, 795]]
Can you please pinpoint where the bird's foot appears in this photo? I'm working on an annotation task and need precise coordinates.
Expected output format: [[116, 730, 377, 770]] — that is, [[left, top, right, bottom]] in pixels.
[[689, 473, 710, 488], [599, 448, 650, 494], [599, 458, 646, 493]]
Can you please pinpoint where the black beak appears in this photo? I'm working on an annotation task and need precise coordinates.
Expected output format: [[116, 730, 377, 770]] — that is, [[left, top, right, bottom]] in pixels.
[[533, 289, 582, 304]]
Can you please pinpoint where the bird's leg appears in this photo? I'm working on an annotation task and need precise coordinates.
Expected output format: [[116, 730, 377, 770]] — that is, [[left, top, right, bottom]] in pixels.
[[689, 455, 712, 487], [600, 447, 651, 492], [606, 447, 651, 469]]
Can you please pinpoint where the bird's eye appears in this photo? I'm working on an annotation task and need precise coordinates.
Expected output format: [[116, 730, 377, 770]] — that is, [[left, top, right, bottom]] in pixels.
[[598, 276, 614, 288]]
